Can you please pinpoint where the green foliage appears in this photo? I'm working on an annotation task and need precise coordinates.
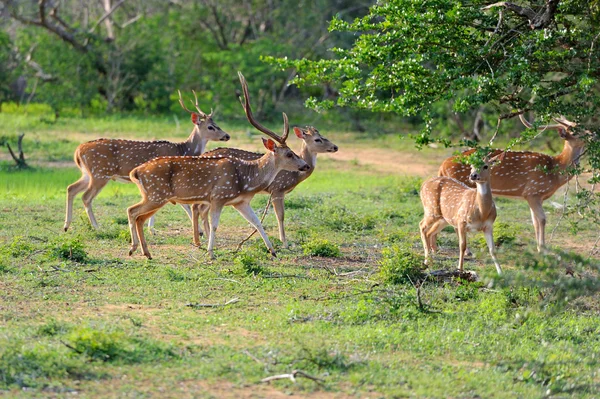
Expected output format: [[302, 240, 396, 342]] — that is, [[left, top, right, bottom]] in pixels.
[[379, 245, 426, 284], [47, 237, 88, 263], [302, 238, 341, 258], [0, 341, 91, 389], [235, 250, 267, 276], [5, 236, 35, 258], [65, 327, 177, 364]]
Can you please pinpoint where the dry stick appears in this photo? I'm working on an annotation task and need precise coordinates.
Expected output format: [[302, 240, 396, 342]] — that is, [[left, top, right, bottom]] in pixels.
[[186, 297, 240, 308], [235, 194, 273, 251], [260, 370, 324, 385]]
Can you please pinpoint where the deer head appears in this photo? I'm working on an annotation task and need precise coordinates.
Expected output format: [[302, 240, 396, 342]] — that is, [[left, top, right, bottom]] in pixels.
[[469, 152, 505, 183], [178, 90, 230, 142], [238, 71, 309, 173], [293, 126, 338, 153]]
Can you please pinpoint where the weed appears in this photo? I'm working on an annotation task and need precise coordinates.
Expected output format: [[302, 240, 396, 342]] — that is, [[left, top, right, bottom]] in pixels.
[[47, 237, 88, 263], [379, 245, 426, 284], [0, 340, 92, 388], [5, 236, 36, 258], [37, 319, 72, 337], [65, 326, 177, 364], [303, 238, 341, 257], [235, 250, 266, 276]]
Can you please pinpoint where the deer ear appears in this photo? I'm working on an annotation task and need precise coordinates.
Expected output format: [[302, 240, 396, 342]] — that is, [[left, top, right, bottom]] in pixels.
[[191, 113, 200, 125], [489, 151, 506, 167], [262, 138, 276, 152], [294, 127, 304, 139]]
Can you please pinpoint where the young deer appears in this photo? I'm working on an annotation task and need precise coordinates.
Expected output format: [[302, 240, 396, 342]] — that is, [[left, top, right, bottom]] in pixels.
[[420, 155, 504, 274], [438, 115, 587, 252], [127, 72, 310, 259], [64, 91, 229, 232], [191, 126, 338, 247]]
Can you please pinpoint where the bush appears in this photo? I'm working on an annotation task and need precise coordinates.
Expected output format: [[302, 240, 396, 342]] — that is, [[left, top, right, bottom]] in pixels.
[[66, 327, 176, 364], [234, 251, 266, 276], [379, 245, 426, 284], [48, 238, 88, 263], [0, 341, 91, 388], [303, 238, 341, 258], [6, 236, 35, 258]]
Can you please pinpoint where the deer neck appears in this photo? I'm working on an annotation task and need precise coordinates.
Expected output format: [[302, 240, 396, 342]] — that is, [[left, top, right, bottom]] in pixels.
[[475, 181, 494, 219], [182, 126, 207, 156], [300, 142, 317, 175], [555, 141, 584, 169], [239, 152, 280, 192]]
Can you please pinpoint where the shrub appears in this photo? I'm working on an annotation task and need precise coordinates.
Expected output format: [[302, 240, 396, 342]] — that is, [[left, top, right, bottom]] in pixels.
[[303, 238, 341, 257], [379, 245, 425, 284], [0, 341, 91, 388], [48, 238, 88, 263], [6, 236, 35, 258], [234, 251, 266, 276], [66, 327, 176, 364]]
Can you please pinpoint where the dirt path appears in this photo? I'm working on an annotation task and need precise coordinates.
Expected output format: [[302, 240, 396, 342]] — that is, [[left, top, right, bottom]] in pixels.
[[324, 147, 442, 177]]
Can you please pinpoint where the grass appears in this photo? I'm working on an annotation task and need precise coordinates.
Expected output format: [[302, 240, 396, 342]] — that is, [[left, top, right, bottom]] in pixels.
[[0, 113, 599, 398]]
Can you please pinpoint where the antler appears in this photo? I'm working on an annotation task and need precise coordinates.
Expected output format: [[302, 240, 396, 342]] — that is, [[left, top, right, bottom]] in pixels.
[[177, 90, 208, 118], [552, 115, 577, 128], [518, 113, 566, 131], [238, 71, 288, 144]]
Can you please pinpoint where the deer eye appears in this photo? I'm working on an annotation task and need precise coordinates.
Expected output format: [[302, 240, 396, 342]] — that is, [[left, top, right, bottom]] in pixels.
[[483, 165, 489, 170], [208, 126, 215, 131], [286, 152, 293, 158], [314, 139, 322, 143]]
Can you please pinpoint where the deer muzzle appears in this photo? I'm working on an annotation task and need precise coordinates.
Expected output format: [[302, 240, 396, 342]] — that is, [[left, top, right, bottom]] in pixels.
[[469, 173, 479, 181], [299, 164, 311, 172], [220, 134, 231, 141]]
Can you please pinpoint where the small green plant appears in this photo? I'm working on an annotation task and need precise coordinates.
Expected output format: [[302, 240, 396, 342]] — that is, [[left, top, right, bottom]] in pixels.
[[303, 238, 341, 257], [36, 319, 71, 337], [475, 222, 518, 250], [6, 236, 35, 257], [0, 341, 91, 389], [65, 327, 176, 364], [48, 237, 88, 263], [234, 251, 266, 276], [379, 245, 426, 284]]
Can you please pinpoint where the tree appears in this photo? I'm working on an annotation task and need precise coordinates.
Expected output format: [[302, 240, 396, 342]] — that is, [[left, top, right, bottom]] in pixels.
[[275, 0, 600, 233]]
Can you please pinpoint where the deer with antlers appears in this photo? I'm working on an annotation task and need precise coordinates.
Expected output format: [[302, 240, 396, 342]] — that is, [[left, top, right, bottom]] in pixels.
[[63, 91, 229, 232], [438, 115, 587, 252], [421, 155, 504, 274], [191, 126, 338, 248], [126, 72, 310, 259]]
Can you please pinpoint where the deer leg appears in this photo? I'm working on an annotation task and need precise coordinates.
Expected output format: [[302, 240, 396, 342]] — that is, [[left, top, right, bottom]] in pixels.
[[527, 197, 546, 252], [191, 204, 202, 247], [233, 202, 277, 257], [457, 225, 467, 272], [483, 225, 502, 274], [128, 201, 164, 257], [207, 204, 224, 259], [426, 219, 448, 254], [64, 171, 90, 231], [147, 215, 157, 235], [137, 210, 160, 259], [200, 204, 210, 238], [419, 218, 432, 263], [81, 178, 109, 229], [272, 194, 287, 248]]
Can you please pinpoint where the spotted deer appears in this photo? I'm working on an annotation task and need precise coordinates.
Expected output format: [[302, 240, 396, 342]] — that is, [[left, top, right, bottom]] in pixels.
[[420, 155, 504, 274], [191, 126, 338, 247], [126, 72, 310, 259], [438, 115, 587, 252], [64, 91, 230, 232]]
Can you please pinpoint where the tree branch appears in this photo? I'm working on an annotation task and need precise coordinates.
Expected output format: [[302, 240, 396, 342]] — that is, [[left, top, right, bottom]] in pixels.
[[483, 1, 560, 30], [89, 0, 126, 35]]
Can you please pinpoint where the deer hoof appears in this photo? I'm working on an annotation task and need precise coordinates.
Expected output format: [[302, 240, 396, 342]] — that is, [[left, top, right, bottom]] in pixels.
[[128, 246, 137, 256], [270, 250, 277, 258]]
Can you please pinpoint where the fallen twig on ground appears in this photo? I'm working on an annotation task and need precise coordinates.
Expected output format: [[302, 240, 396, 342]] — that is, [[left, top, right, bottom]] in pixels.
[[260, 369, 324, 385], [185, 297, 240, 308]]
